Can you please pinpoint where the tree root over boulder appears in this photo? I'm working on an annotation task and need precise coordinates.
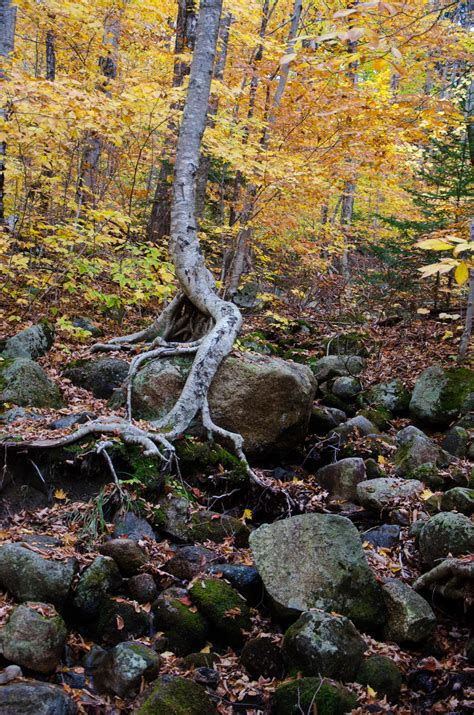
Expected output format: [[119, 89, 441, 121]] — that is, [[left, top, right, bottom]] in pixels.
[[413, 557, 474, 602]]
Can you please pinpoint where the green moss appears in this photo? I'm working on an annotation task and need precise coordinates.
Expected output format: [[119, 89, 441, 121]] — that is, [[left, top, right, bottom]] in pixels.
[[272, 678, 357, 715], [438, 368, 474, 415], [137, 676, 216, 715], [153, 598, 209, 656], [358, 407, 392, 430], [409, 463, 444, 490], [189, 578, 250, 647], [356, 655, 402, 703]]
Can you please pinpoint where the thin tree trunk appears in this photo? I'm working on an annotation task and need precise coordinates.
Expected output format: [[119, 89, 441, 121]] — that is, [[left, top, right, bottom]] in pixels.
[[45, 29, 56, 81], [0, 0, 17, 224], [458, 265, 474, 364]]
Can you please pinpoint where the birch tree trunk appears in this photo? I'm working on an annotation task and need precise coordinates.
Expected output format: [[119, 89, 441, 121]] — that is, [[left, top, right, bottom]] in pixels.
[[0, 0, 17, 223]]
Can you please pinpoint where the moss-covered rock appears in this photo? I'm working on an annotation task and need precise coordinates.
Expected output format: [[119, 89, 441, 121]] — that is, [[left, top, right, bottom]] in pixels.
[[271, 678, 357, 715], [418, 512, 474, 568], [440, 487, 474, 515], [394, 426, 448, 477], [283, 610, 365, 681], [0, 602, 67, 673], [366, 379, 410, 415], [358, 407, 392, 431], [189, 578, 251, 648], [240, 636, 285, 679], [63, 357, 129, 399], [356, 655, 402, 702], [0, 358, 63, 408], [137, 675, 217, 715], [0, 543, 76, 606], [410, 366, 474, 427], [441, 426, 469, 458], [72, 556, 122, 618], [97, 596, 150, 646], [2, 322, 54, 360], [99, 538, 148, 576], [94, 641, 160, 698], [152, 587, 209, 655]]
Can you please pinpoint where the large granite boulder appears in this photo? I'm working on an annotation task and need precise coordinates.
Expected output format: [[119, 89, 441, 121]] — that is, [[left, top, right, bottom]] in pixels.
[[1, 323, 54, 361], [283, 610, 366, 681], [0, 358, 63, 408], [249, 514, 385, 630], [0, 602, 67, 673], [409, 366, 474, 427], [131, 352, 316, 456], [0, 544, 75, 606]]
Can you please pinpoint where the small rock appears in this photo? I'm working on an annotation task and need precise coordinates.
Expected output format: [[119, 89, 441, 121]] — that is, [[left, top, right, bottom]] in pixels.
[[316, 457, 366, 500], [0, 543, 75, 606], [440, 487, 474, 516], [166, 545, 219, 582], [365, 458, 383, 479], [97, 596, 150, 646], [418, 511, 474, 568], [73, 556, 122, 618], [309, 405, 347, 434], [137, 675, 217, 715], [63, 357, 129, 399], [128, 573, 158, 603], [356, 655, 403, 702], [152, 587, 209, 655], [82, 644, 106, 674], [312, 355, 365, 381], [112, 511, 157, 541], [0, 407, 43, 424], [181, 652, 218, 670], [2, 323, 54, 360], [189, 577, 251, 648], [330, 415, 378, 446], [283, 610, 366, 681], [240, 636, 285, 679], [207, 564, 263, 605], [441, 426, 469, 458], [382, 579, 436, 643], [94, 641, 160, 698], [362, 524, 400, 549], [99, 538, 148, 576], [272, 678, 357, 715], [367, 379, 410, 414], [48, 412, 96, 430], [71, 316, 103, 337], [394, 426, 447, 476], [331, 376, 362, 402], [193, 667, 220, 689], [0, 665, 22, 685], [0, 358, 63, 408], [0, 681, 77, 715], [0, 602, 67, 673], [356, 477, 423, 511]]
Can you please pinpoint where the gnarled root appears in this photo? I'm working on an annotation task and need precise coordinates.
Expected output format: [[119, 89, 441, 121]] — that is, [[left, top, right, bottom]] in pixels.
[[413, 557, 474, 601]]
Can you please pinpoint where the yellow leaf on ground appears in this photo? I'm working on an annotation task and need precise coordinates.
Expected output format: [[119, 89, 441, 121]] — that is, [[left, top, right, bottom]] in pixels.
[[54, 489, 67, 500]]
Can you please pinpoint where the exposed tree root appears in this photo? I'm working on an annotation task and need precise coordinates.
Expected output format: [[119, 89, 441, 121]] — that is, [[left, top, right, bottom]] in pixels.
[[413, 558, 474, 601]]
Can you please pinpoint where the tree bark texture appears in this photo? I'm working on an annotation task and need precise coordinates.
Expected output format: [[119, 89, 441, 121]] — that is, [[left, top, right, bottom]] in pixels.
[[0, 0, 16, 223]]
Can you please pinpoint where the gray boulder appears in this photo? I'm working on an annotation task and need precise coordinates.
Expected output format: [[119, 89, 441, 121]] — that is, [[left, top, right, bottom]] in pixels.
[[166, 545, 218, 582], [137, 676, 217, 715], [0, 602, 67, 673], [367, 379, 410, 414], [131, 352, 316, 456], [331, 415, 378, 443], [249, 513, 385, 630], [112, 511, 157, 541], [72, 556, 121, 618], [331, 376, 362, 402], [63, 357, 129, 399], [418, 512, 474, 568], [316, 457, 366, 500], [409, 365, 474, 427], [356, 478, 424, 511], [94, 641, 160, 697], [312, 355, 364, 382], [441, 426, 469, 458], [0, 681, 77, 715], [382, 579, 436, 643], [0, 544, 75, 606], [283, 610, 366, 681], [0, 358, 63, 408], [309, 405, 346, 434], [99, 538, 148, 576], [440, 487, 474, 515], [394, 426, 448, 476], [2, 323, 54, 360]]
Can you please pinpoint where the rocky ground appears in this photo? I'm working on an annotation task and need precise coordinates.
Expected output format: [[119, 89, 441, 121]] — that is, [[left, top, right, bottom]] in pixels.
[[0, 315, 473, 714]]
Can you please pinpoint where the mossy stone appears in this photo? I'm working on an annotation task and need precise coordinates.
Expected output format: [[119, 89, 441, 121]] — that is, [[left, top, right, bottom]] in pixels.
[[440, 487, 474, 515], [152, 588, 209, 655], [418, 511, 474, 567], [272, 678, 357, 715], [1, 602, 67, 673], [97, 596, 150, 646], [356, 655, 402, 702], [189, 578, 251, 648], [0, 358, 63, 408], [137, 675, 217, 715], [72, 556, 121, 618], [410, 366, 474, 427]]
